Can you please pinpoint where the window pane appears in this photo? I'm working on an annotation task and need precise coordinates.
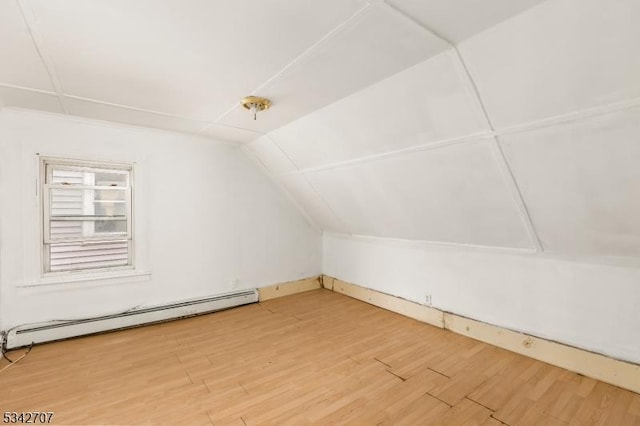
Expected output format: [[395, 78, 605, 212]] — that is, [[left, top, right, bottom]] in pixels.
[[50, 167, 128, 187], [94, 201, 126, 216], [49, 240, 129, 272], [50, 220, 127, 241], [50, 188, 127, 218]]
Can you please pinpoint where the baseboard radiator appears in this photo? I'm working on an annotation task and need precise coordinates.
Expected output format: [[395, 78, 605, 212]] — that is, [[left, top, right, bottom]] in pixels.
[[5, 289, 258, 349]]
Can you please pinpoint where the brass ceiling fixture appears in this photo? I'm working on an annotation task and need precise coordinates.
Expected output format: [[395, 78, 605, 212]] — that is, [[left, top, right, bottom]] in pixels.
[[241, 96, 272, 120]]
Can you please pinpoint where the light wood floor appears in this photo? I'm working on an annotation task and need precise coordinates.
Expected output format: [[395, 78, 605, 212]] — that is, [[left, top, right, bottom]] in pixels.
[[1, 289, 639, 425]]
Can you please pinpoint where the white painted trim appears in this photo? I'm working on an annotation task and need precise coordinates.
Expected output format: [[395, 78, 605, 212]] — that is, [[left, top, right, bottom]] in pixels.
[[325, 276, 640, 394], [18, 270, 151, 289]]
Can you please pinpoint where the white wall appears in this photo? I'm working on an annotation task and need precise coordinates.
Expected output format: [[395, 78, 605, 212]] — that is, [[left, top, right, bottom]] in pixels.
[[324, 233, 640, 364], [0, 108, 321, 331]]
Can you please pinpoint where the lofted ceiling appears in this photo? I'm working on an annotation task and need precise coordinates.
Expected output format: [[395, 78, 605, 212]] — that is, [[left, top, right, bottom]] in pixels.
[[3, 0, 640, 261], [1, 0, 544, 141]]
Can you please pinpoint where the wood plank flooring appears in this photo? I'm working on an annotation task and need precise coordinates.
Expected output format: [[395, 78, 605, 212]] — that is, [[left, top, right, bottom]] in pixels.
[[1, 289, 639, 425]]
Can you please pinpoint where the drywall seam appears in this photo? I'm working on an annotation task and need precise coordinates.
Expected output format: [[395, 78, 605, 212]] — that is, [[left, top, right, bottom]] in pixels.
[[240, 144, 322, 233], [205, 2, 374, 129], [16, 0, 67, 114], [258, 276, 322, 301], [267, 134, 352, 233], [277, 132, 491, 176], [487, 137, 543, 252], [324, 275, 640, 394], [450, 48, 543, 252], [0, 82, 57, 96]]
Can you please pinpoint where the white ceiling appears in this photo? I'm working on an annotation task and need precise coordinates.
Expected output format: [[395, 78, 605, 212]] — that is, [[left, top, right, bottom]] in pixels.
[[1, 0, 543, 141], [4, 0, 640, 261], [251, 0, 640, 261]]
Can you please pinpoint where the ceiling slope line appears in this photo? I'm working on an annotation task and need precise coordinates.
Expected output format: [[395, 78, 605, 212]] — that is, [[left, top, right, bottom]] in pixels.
[[62, 93, 264, 138], [272, 93, 640, 177], [198, 2, 374, 134], [16, 0, 67, 114], [452, 49, 543, 253], [497, 96, 640, 137], [277, 132, 493, 176], [240, 143, 322, 234], [266, 134, 352, 234], [0, 82, 57, 95], [325, 232, 539, 255], [379, 1, 544, 253]]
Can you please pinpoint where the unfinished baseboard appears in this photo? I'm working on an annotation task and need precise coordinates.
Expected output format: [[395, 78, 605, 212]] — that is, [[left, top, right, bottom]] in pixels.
[[323, 275, 640, 395], [323, 275, 444, 328], [258, 276, 321, 301]]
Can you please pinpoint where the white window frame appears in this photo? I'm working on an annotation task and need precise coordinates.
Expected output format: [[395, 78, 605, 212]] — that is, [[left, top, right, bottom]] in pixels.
[[40, 157, 135, 276]]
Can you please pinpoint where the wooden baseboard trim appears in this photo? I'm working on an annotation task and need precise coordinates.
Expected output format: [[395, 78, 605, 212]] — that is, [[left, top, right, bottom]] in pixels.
[[324, 275, 444, 328], [258, 276, 322, 301], [323, 275, 640, 394]]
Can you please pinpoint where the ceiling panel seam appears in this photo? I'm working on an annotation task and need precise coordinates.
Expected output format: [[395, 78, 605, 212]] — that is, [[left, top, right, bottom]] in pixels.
[[277, 132, 492, 176], [272, 95, 640, 177], [266, 134, 351, 233], [453, 50, 543, 252], [198, 2, 374, 133], [497, 96, 640, 138], [327, 232, 538, 255], [0, 82, 57, 96], [16, 0, 67, 114], [325, 232, 640, 268], [62, 93, 264, 138], [63, 94, 211, 122], [381, 1, 451, 47], [240, 144, 322, 233]]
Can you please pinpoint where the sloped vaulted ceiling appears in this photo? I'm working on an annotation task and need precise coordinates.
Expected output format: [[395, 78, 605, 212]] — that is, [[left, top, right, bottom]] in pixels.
[[2, 0, 640, 261]]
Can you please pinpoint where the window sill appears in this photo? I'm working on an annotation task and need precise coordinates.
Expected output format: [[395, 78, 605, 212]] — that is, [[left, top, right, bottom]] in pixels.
[[18, 270, 151, 288]]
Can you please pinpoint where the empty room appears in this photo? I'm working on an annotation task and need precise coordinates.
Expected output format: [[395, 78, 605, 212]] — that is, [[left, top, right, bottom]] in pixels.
[[1, 0, 639, 424]]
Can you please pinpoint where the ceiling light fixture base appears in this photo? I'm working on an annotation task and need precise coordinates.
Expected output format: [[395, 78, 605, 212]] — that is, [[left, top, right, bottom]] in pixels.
[[241, 96, 272, 120]]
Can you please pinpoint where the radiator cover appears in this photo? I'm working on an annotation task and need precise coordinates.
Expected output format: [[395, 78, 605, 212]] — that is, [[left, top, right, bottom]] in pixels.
[[5, 289, 258, 349]]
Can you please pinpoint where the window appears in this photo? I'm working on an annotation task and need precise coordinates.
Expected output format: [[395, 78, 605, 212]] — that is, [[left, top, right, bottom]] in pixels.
[[41, 158, 133, 273]]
